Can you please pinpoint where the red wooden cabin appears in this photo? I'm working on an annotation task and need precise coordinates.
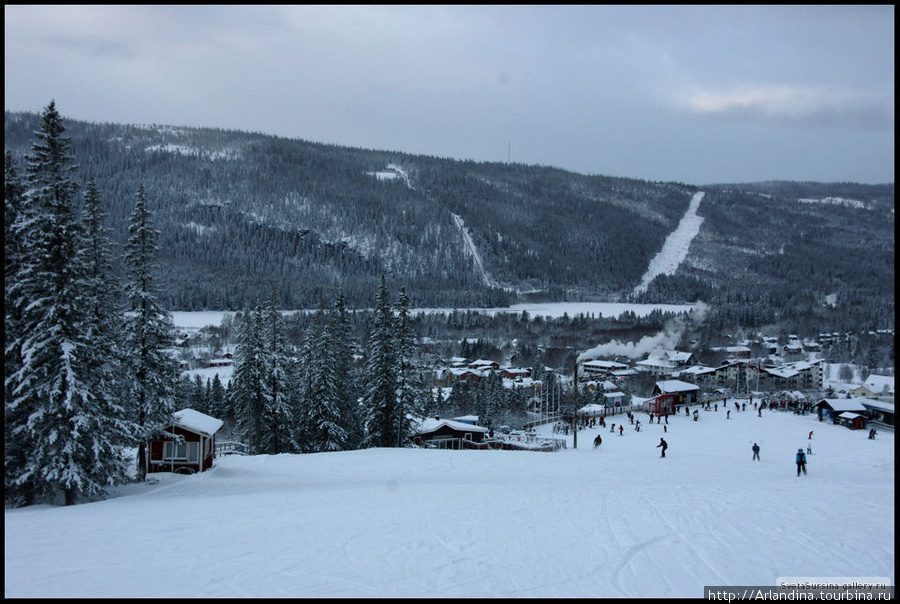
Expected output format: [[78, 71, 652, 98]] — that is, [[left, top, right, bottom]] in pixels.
[[147, 408, 224, 475]]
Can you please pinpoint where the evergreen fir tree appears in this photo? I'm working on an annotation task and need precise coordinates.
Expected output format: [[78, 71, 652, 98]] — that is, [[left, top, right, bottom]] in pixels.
[[123, 184, 178, 481], [301, 306, 348, 452], [5, 150, 35, 506], [362, 276, 399, 448], [258, 291, 299, 454], [209, 373, 226, 419], [6, 101, 131, 505], [190, 374, 206, 413], [394, 287, 422, 446], [230, 306, 266, 454], [330, 291, 363, 449]]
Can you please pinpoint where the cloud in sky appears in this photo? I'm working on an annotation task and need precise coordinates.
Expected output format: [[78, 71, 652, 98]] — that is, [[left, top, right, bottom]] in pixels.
[[677, 85, 893, 132], [4, 5, 894, 184]]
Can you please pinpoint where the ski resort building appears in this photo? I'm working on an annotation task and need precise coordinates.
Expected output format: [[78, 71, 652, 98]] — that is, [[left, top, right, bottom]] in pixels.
[[813, 399, 869, 429], [147, 408, 224, 474], [652, 380, 700, 410], [412, 417, 490, 449]]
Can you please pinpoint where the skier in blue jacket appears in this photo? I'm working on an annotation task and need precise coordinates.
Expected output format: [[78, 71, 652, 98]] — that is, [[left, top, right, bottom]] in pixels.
[[796, 448, 807, 476]]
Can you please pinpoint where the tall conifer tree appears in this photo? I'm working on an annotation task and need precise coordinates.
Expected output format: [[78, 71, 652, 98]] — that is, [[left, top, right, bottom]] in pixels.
[[394, 287, 421, 446], [329, 291, 362, 449], [5, 150, 34, 506], [123, 184, 178, 481], [6, 102, 131, 505], [362, 276, 399, 447], [259, 292, 298, 454], [230, 306, 266, 454]]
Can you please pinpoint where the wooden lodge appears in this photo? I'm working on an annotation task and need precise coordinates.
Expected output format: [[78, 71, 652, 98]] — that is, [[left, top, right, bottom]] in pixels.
[[147, 408, 224, 475], [412, 417, 489, 449]]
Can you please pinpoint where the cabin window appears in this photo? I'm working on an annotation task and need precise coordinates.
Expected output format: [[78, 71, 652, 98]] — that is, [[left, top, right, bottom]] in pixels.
[[163, 441, 188, 460], [164, 441, 200, 462]]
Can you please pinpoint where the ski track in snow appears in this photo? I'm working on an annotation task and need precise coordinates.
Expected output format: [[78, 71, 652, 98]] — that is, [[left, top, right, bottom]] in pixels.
[[386, 163, 413, 190], [451, 212, 512, 292], [634, 191, 705, 296]]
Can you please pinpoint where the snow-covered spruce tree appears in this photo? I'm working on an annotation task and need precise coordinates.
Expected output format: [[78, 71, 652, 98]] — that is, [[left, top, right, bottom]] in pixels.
[[190, 374, 207, 415], [394, 287, 423, 446], [362, 276, 399, 448], [258, 291, 299, 454], [230, 306, 266, 454], [329, 291, 363, 449], [208, 373, 227, 420], [304, 305, 349, 453], [79, 176, 134, 440], [4, 150, 36, 506], [123, 184, 179, 481], [6, 102, 132, 505]]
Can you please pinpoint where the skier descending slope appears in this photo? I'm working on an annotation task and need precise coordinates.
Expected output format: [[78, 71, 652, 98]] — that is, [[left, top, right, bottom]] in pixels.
[[796, 448, 807, 476], [657, 438, 668, 458]]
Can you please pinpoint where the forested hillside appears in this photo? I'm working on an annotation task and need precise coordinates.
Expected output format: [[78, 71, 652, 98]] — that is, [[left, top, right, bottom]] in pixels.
[[4, 110, 893, 330]]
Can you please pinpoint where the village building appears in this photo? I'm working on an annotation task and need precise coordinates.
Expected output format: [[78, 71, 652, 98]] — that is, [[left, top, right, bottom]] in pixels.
[[725, 345, 752, 360], [813, 399, 869, 428], [636, 357, 676, 376], [500, 367, 530, 380], [147, 408, 224, 474], [652, 379, 700, 410], [580, 359, 629, 380], [857, 398, 894, 427], [469, 359, 500, 372], [602, 390, 626, 408], [412, 417, 490, 449], [852, 374, 894, 402]]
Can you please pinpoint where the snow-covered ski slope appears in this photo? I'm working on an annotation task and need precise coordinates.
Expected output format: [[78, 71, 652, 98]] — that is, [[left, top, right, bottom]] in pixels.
[[5, 403, 892, 597], [451, 212, 515, 292], [634, 191, 705, 296]]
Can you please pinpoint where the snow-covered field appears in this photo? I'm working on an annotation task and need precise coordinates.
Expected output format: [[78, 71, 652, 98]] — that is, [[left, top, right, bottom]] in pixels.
[[5, 402, 893, 598], [170, 302, 696, 332]]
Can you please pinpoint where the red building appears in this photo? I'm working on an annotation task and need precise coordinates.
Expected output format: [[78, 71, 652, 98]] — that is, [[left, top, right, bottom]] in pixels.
[[147, 408, 224, 475]]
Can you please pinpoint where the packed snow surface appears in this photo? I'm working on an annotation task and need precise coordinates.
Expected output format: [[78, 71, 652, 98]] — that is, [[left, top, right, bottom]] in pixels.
[[633, 191, 705, 296], [5, 404, 893, 597]]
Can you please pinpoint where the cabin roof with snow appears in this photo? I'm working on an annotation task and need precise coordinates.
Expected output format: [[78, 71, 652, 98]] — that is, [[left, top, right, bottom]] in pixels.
[[655, 379, 700, 394], [863, 374, 894, 394], [414, 417, 490, 435], [815, 399, 868, 413], [855, 398, 894, 414], [582, 359, 629, 369], [173, 408, 224, 438], [661, 350, 694, 364]]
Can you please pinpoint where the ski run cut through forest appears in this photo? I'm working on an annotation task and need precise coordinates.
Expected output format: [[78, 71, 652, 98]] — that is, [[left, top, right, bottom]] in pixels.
[[5, 400, 893, 598]]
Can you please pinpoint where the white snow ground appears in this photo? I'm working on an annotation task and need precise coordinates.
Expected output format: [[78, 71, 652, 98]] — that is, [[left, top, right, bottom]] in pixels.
[[5, 401, 893, 598]]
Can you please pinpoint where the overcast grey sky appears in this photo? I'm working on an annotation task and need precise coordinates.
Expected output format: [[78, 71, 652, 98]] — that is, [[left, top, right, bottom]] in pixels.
[[4, 5, 894, 184]]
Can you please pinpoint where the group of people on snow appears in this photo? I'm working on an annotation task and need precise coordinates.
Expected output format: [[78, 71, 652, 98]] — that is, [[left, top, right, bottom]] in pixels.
[[585, 398, 878, 476]]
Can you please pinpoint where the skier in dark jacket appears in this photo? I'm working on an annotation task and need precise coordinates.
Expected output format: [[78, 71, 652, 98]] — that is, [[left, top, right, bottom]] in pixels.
[[593, 434, 602, 448], [796, 448, 807, 476], [752, 443, 760, 460], [657, 438, 668, 458]]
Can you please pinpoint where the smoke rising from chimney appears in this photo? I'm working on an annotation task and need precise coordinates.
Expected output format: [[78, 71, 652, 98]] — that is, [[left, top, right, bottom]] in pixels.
[[576, 301, 709, 363]]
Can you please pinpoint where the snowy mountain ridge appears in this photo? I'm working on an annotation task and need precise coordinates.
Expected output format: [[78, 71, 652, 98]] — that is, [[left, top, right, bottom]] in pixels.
[[3, 111, 893, 327]]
